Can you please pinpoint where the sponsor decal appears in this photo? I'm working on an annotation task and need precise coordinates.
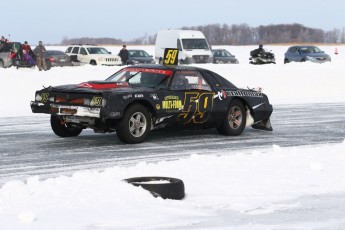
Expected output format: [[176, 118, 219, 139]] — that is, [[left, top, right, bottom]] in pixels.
[[162, 95, 183, 110], [90, 97, 102, 106], [214, 90, 227, 100], [227, 90, 263, 98], [135, 94, 144, 98], [162, 100, 183, 109], [164, 95, 179, 100], [109, 112, 121, 117], [150, 94, 159, 100], [123, 94, 132, 100], [156, 104, 161, 110], [122, 68, 173, 76], [40, 93, 49, 102]]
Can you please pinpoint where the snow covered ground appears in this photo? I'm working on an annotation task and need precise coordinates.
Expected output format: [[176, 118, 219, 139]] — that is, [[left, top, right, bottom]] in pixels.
[[0, 45, 345, 229]]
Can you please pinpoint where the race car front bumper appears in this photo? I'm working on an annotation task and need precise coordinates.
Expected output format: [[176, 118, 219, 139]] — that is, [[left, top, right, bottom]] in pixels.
[[31, 102, 101, 118]]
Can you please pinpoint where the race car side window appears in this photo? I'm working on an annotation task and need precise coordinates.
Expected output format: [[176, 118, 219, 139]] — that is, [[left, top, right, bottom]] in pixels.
[[171, 71, 211, 91], [202, 70, 237, 89]]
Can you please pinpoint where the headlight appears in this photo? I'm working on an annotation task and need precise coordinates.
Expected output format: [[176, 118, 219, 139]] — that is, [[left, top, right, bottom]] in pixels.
[[98, 57, 105, 61]]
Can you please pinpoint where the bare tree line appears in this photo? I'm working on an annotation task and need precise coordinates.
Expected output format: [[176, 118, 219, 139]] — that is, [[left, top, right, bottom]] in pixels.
[[60, 23, 345, 45]]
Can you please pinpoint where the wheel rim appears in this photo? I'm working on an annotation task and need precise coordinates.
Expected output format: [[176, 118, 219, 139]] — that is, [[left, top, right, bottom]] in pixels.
[[228, 106, 243, 129], [129, 112, 147, 137]]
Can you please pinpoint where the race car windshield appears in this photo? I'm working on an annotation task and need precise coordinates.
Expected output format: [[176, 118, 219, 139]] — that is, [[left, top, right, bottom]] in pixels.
[[106, 68, 172, 88]]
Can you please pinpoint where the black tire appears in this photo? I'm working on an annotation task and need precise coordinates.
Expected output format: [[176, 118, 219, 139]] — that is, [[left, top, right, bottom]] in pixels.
[[90, 60, 97, 65], [50, 115, 83, 137], [0, 60, 4, 68], [116, 104, 151, 144], [124, 176, 185, 200], [284, 59, 289, 64], [301, 59, 306, 62], [217, 99, 246, 136]]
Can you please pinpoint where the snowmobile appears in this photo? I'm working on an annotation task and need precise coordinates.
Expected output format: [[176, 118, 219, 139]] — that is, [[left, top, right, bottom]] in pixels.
[[249, 49, 276, 64]]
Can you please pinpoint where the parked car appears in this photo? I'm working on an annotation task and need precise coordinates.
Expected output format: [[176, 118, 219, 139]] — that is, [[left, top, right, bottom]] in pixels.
[[284, 45, 331, 64], [212, 49, 239, 64], [45, 50, 74, 70], [127, 49, 155, 65], [65, 44, 122, 66], [30, 64, 273, 144]]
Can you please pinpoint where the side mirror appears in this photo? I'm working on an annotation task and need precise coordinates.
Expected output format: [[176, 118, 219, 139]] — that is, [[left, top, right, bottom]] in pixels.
[[108, 52, 112, 54]]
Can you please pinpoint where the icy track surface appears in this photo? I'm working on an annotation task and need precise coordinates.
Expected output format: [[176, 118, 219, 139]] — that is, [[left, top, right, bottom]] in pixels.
[[0, 103, 345, 184], [0, 103, 345, 229]]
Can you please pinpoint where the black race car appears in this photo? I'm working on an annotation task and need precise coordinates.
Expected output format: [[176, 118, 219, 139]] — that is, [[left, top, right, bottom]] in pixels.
[[30, 64, 273, 143]]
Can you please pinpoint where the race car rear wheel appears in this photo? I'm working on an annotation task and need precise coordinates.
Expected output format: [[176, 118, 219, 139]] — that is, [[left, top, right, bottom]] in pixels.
[[116, 104, 151, 144], [50, 115, 83, 137], [217, 99, 246, 136]]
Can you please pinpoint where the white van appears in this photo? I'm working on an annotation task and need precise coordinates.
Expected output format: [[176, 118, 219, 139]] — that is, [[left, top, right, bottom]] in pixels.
[[155, 29, 213, 64]]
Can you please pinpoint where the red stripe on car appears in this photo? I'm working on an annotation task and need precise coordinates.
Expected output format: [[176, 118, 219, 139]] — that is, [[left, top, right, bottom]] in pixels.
[[78, 82, 129, 89]]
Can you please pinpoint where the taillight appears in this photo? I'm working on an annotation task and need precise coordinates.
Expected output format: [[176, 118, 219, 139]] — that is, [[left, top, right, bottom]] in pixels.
[[48, 57, 55, 62]]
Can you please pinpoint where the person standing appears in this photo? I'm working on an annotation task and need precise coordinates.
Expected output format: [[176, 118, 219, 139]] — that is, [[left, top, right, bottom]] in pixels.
[[118, 45, 129, 65], [34, 41, 47, 71], [0, 36, 5, 51], [21, 41, 32, 52]]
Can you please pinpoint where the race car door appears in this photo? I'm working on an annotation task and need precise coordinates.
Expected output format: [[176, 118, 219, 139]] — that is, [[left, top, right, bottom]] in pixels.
[[167, 70, 216, 127]]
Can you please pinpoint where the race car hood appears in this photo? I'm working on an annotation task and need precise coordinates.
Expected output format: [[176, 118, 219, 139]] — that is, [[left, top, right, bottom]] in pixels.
[[49, 81, 131, 93]]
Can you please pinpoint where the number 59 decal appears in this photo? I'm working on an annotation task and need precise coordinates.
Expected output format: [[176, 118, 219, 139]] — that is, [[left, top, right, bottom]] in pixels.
[[178, 92, 215, 124], [163, 48, 179, 66]]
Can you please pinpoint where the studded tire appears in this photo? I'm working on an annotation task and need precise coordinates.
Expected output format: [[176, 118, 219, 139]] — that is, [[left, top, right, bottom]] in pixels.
[[217, 99, 246, 136], [50, 115, 83, 137], [116, 104, 151, 144]]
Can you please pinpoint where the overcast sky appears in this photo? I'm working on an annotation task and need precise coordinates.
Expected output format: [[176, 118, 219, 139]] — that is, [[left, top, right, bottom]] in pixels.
[[3, 0, 344, 45]]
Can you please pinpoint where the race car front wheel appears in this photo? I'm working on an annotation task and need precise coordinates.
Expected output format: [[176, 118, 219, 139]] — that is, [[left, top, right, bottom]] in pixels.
[[217, 99, 246, 136], [50, 115, 83, 137], [116, 104, 151, 144]]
